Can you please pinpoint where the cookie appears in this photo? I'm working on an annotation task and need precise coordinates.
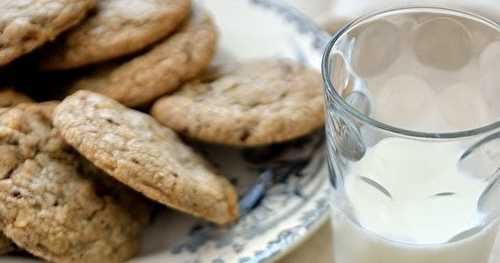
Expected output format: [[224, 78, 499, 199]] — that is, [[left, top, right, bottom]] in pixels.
[[54, 91, 239, 225], [0, 0, 96, 66], [34, 101, 60, 120], [39, 0, 192, 70], [0, 88, 33, 107], [67, 7, 216, 107], [151, 59, 324, 146], [0, 104, 151, 263]]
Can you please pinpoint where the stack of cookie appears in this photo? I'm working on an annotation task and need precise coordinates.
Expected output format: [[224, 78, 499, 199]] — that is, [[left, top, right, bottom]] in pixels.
[[0, 0, 324, 262]]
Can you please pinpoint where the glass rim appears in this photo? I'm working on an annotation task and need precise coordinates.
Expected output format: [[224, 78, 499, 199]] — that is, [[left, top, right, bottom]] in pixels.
[[321, 6, 500, 139]]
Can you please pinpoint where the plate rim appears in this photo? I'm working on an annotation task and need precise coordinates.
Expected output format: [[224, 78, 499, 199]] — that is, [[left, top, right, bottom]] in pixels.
[[267, 213, 330, 263]]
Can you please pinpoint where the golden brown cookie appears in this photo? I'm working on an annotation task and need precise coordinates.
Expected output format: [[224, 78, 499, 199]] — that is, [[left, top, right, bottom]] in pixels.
[[151, 59, 325, 146], [0, 0, 96, 66], [0, 103, 151, 263], [67, 7, 216, 107], [54, 91, 239, 225], [0, 88, 33, 107], [0, 113, 24, 253], [39, 0, 192, 70], [35, 101, 59, 120]]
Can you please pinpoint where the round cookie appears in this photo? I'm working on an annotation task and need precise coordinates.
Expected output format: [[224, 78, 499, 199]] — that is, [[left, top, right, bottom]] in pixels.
[[0, 104, 151, 263], [67, 7, 217, 107], [0, 88, 33, 107], [54, 91, 239, 225], [0, 0, 96, 66], [151, 59, 325, 146], [39, 0, 192, 70]]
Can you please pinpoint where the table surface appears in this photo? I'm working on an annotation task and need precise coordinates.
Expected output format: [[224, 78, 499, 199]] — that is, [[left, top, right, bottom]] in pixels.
[[278, 219, 500, 263]]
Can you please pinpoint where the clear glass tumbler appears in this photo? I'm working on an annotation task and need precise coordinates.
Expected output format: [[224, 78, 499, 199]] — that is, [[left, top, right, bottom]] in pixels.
[[322, 7, 500, 263]]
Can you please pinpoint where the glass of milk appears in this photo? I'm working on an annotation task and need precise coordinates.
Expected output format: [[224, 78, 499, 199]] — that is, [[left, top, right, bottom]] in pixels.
[[322, 7, 500, 263]]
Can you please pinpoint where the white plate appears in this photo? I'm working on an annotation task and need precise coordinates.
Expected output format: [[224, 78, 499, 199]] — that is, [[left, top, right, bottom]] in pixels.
[[3, 1, 331, 262]]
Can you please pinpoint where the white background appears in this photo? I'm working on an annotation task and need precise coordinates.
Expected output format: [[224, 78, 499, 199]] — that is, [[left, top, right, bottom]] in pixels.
[[283, 0, 500, 23]]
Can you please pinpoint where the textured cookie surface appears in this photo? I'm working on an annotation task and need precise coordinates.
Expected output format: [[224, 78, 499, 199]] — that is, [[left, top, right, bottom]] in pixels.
[[54, 91, 239, 224], [0, 0, 96, 66], [39, 0, 192, 70], [68, 7, 216, 107], [0, 88, 33, 107], [151, 59, 324, 146], [0, 104, 150, 263]]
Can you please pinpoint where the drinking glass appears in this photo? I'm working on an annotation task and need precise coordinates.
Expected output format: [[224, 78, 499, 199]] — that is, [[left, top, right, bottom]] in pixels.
[[322, 7, 500, 263]]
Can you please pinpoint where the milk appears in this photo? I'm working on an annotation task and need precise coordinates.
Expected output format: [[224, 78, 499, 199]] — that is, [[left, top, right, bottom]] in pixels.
[[331, 138, 499, 263]]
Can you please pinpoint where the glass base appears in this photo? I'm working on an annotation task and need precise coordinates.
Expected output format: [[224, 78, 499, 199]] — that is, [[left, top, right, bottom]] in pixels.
[[330, 206, 499, 263]]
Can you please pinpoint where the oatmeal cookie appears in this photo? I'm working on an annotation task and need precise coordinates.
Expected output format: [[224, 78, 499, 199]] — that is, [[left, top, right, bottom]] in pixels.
[[0, 0, 96, 66], [151, 59, 324, 146]]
